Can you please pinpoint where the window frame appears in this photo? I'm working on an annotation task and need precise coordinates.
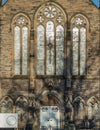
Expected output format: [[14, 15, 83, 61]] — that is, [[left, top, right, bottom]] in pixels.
[[12, 13, 30, 77], [71, 14, 89, 78], [34, 2, 67, 77]]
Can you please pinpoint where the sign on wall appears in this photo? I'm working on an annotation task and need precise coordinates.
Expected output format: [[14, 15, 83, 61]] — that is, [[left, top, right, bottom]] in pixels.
[[0, 113, 18, 128], [40, 106, 60, 129]]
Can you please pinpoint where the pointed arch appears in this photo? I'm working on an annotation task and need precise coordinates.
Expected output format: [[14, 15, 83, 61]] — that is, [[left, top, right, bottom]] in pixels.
[[15, 96, 28, 121], [0, 96, 13, 113], [87, 96, 99, 120], [87, 96, 99, 105], [12, 13, 30, 75], [73, 96, 85, 104], [38, 90, 63, 107], [71, 14, 89, 76], [34, 1, 67, 76], [73, 96, 85, 120]]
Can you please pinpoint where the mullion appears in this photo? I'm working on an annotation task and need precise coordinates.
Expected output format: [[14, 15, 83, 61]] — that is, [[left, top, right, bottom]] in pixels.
[[78, 28, 80, 76], [20, 26, 22, 75]]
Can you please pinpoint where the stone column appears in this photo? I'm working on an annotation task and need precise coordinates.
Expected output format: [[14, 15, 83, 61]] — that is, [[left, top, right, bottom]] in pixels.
[[30, 28, 36, 89], [69, 92, 74, 121], [13, 105, 16, 113], [30, 28, 34, 77], [85, 105, 88, 118], [66, 39, 71, 88]]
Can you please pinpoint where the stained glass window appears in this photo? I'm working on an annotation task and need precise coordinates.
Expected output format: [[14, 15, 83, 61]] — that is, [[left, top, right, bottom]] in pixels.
[[1, 102, 6, 113], [94, 103, 99, 119], [0, 97, 13, 113], [56, 25, 64, 75], [7, 101, 13, 113], [22, 26, 28, 75], [72, 15, 88, 76], [37, 25, 45, 75], [46, 21, 54, 75], [14, 26, 20, 75], [13, 14, 30, 75], [80, 27, 86, 75], [78, 102, 84, 119], [16, 97, 28, 121], [72, 27, 79, 75], [36, 2, 66, 75], [88, 103, 92, 119]]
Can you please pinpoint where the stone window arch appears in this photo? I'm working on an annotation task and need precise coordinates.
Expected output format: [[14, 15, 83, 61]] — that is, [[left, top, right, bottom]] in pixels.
[[12, 13, 30, 75], [65, 98, 74, 121], [15, 96, 28, 121], [73, 97, 85, 120], [87, 97, 99, 120], [34, 2, 67, 75], [71, 14, 89, 76], [0, 96, 13, 113]]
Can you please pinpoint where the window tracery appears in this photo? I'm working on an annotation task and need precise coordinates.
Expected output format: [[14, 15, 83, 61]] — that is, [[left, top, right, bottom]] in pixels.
[[35, 2, 66, 75], [15, 96, 28, 121], [0, 96, 13, 113], [12, 14, 30, 75], [73, 97, 85, 120], [71, 14, 88, 76], [44, 6, 57, 18], [87, 97, 99, 120]]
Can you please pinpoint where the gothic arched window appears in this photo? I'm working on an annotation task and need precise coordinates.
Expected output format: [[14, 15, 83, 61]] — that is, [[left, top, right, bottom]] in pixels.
[[78, 102, 84, 119], [0, 96, 13, 113], [15, 96, 28, 121], [87, 97, 99, 120], [12, 14, 30, 75], [73, 97, 85, 120], [71, 14, 89, 76], [35, 2, 66, 75]]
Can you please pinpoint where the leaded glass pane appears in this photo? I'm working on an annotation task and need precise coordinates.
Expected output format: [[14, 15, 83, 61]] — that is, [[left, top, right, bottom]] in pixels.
[[78, 102, 84, 119], [22, 26, 28, 75], [1, 102, 6, 113], [44, 6, 57, 18], [16, 103, 21, 119], [94, 103, 99, 119], [73, 27, 79, 75], [46, 21, 54, 75], [88, 103, 92, 119], [14, 26, 20, 75], [80, 27, 86, 75], [7, 102, 13, 113], [37, 60, 44, 75], [37, 25, 44, 75], [56, 25, 64, 75]]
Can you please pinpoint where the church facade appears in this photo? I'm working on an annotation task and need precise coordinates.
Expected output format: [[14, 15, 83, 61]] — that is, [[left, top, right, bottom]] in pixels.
[[0, 0, 99, 130]]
